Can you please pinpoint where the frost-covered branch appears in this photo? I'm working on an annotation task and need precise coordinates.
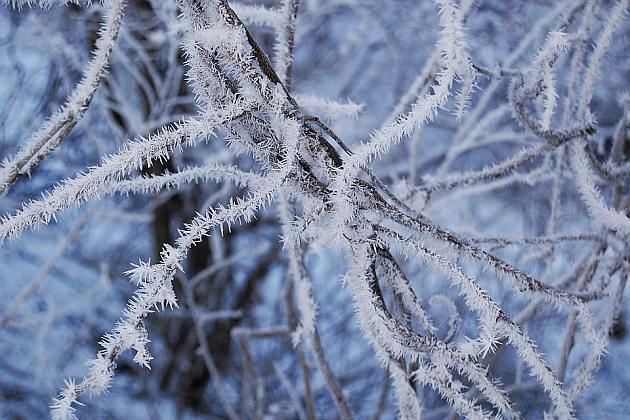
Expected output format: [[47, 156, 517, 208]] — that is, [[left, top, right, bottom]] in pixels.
[[0, 0, 126, 195]]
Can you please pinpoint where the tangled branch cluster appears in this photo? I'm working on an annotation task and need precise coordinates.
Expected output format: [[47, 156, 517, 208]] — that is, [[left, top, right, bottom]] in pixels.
[[0, 0, 628, 419]]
